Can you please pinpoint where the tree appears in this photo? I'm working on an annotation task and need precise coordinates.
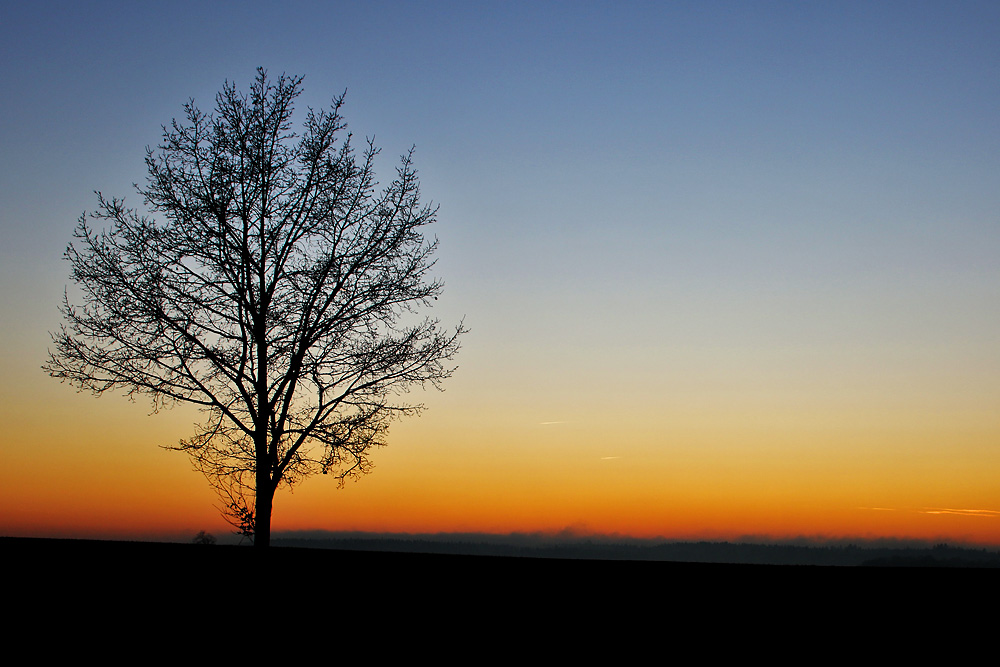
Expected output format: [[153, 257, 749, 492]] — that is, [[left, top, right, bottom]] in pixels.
[[45, 68, 464, 547], [192, 530, 217, 545]]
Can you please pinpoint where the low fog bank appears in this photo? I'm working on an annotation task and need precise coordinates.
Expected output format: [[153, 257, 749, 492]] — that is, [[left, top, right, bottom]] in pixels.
[[272, 531, 1000, 567]]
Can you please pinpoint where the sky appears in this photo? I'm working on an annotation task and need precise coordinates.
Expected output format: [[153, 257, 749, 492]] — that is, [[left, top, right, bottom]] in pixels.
[[2, 1, 999, 546]]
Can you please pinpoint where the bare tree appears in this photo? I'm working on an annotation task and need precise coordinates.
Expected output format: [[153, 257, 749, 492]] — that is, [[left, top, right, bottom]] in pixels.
[[192, 531, 217, 545], [45, 68, 464, 547]]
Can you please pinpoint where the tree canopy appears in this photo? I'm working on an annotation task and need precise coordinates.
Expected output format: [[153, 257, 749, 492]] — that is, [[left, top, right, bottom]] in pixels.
[[45, 68, 464, 546]]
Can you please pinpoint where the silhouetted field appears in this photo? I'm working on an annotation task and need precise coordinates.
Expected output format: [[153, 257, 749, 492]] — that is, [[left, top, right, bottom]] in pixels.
[[5, 535, 996, 599], [8, 535, 993, 653], [6, 534, 997, 645]]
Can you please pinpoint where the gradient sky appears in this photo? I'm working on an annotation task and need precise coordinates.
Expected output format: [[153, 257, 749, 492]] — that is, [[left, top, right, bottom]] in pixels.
[[2, 1, 999, 545]]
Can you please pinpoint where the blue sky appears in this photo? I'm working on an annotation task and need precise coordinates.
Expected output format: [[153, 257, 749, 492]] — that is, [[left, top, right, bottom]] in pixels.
[[3, 1, 1000, 541]]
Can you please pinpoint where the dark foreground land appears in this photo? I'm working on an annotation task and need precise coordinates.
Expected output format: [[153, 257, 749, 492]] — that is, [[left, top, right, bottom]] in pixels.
[[5, 535, 996, 597], [4, 536, 997, 646]]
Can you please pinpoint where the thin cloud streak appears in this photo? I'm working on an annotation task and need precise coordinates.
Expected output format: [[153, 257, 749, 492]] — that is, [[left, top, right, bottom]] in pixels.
[[919, 508, 1000, 518], [860, 506, 1000, 518]]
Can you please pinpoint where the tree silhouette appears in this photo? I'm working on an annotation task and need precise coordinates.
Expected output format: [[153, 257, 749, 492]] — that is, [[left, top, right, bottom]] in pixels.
[[192, 531, 217, 545], [45, 68, 464, 547]]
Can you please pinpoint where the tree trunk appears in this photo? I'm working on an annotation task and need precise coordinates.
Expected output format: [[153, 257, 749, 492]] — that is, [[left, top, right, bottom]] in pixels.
[[254, 405, 273, 548], [255, 479, 273, 548]]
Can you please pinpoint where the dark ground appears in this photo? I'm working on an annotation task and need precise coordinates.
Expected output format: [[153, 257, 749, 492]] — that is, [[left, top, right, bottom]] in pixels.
[[4, 536, 994, 651], [5, 535, 994, 596]]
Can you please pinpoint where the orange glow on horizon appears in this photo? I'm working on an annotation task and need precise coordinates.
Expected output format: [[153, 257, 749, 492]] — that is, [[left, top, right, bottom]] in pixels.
[[4, 351, 999, 548]]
